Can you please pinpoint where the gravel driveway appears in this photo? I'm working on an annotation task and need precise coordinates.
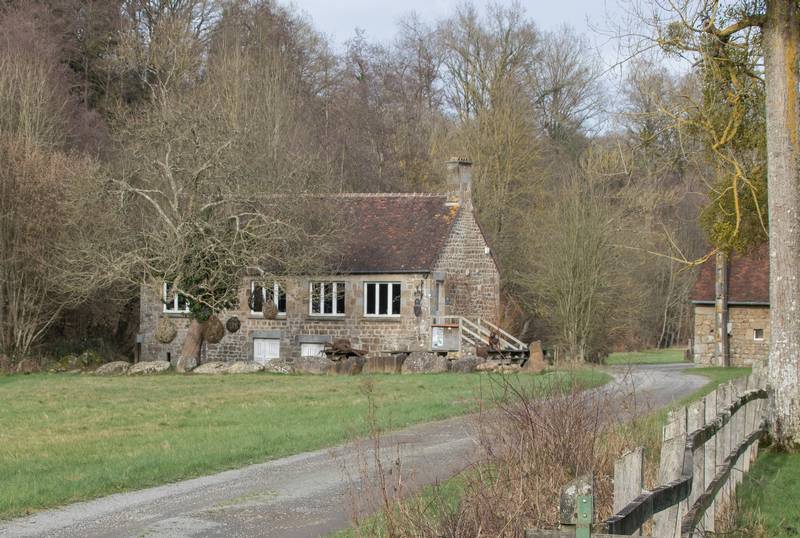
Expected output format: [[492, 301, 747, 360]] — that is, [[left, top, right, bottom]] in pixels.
[[0, 364, 706, 538]]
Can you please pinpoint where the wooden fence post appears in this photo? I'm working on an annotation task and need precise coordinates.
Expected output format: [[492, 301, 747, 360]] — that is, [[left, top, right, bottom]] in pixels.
[[702, 389, 717, 533], [686, 400, 706, 507], [654, 407, 687, 538], [614, 447, 644, 536], [715, 382, 732, 508], [732, 376, 749, 494]]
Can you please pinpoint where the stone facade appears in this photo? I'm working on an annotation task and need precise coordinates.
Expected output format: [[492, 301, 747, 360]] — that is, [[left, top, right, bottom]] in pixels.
[[433, 208, 500, 322], [139, 208, 500, 363], [692, 304, 770, 366]]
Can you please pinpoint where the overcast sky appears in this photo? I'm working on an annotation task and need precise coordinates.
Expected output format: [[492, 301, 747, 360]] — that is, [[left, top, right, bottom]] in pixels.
[[293, 0, 624, 65]]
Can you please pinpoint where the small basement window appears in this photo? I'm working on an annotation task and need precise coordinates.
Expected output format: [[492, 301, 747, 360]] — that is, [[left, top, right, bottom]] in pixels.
[[251, 281, 287, 316], [300, 342, 326, 357], [754, 328, 765, 341], [163, 282, 190, 314], [309, 281, 345, 316], [364, 282, 401, 316]]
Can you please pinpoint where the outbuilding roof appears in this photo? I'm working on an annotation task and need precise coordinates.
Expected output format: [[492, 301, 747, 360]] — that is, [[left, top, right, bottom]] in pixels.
[[690, 244, 770, 305], [330, 193, 460, 274]]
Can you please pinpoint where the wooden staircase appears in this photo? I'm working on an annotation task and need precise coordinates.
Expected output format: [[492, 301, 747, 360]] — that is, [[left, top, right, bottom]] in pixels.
[[438, 316, 529, 359]]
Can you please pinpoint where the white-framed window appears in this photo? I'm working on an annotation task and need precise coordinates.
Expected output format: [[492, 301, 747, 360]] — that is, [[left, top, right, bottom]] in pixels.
[[162, 282, 190, 314], [253, 338, 280, 364], [364, 282, 401, 316], [250, 281, 287, 316], [753, 328, 765, 341], [309, 281, 345, 316], [300, 342, 326, 358]]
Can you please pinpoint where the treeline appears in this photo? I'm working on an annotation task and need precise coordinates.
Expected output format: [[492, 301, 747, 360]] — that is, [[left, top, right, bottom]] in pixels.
[[0, 0, 713, 363]]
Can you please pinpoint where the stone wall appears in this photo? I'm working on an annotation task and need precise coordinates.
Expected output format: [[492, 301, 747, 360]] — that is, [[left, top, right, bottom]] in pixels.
[[693, 304, 770, 366], [140, 273, 434, 363], [433, 208, 500, 323]]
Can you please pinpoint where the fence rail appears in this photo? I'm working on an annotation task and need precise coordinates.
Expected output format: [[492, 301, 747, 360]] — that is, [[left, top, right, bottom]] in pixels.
[[526, 370, 767, 538]]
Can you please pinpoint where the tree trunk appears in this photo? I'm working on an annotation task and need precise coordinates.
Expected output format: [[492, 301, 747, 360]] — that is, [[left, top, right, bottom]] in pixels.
[[764, 0, 800, 447], [176, 319, 203, 372]]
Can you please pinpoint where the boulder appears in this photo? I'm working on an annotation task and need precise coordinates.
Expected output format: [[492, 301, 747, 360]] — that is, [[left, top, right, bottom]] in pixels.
[[263, 359, 294, 374], [175, 355, 198, 373], [450, 355, 482, 373], [524, 341, 546, 373], [95, 361, 131, 375], [226, 361, 264, 374], [401, 352, 450, 374], [193, 361, 229, 374], [497, 364, 521, 374], [476, 361, 498, 373], [292, 356, 334, 375], [129, 361, 171, 375], [328, 356, 366, 375]]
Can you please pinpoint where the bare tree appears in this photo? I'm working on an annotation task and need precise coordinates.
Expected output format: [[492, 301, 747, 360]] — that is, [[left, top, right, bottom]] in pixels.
[[104, 1, 337, 371], [0, 4, 107, 359]]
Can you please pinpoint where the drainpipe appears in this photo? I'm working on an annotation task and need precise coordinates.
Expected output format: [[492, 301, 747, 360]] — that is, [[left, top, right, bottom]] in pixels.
[[715, 251, 730, 367]]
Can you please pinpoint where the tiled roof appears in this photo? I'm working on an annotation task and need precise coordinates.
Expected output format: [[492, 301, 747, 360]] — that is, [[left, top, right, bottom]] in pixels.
[[330, 194, 459, 273], [690, 244, 770, 305]]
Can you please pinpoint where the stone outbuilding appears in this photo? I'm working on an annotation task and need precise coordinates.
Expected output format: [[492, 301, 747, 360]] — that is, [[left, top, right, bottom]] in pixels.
[[137, 160, 526, 366], [690, 245, 769, 367]]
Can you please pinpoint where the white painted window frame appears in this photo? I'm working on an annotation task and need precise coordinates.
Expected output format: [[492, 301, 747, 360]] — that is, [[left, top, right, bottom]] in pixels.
[[250, 281, 286, 316], [300, 342, 326, 358], [162, 282, 190, 314], [363, 281, 401, 317], [309, 281, 346, 316], [253, 338, 281, 363], [753, 328, 765, 341]]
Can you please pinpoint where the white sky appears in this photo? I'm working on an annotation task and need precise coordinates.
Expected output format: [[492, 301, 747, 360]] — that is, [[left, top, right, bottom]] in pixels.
[[292, 0, 626, 66]]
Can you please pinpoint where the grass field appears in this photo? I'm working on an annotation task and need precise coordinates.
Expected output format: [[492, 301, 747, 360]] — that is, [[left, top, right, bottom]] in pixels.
[[605, 348, 687, 366], [0, 369, 608, 520], [734, 449, 800, 537]]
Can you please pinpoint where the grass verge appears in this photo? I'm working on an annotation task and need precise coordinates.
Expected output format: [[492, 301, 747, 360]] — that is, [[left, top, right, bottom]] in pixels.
[[0, 369, 608, 520], [732, 449, 800, 537], [605, 348, 687, 366], [334, 366, 752, 537]]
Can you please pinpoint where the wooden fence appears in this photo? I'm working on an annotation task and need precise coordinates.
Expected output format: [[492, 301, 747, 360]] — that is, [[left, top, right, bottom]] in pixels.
[[527, 371, 768, 538]]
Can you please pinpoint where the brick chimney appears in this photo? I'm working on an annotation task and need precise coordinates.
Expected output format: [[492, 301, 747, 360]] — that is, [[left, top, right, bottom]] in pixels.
[[445, 158, 473, 209]]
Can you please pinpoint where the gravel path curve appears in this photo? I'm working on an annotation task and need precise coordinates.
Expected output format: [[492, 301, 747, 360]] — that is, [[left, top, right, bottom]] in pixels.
[[0, 364, 707, 538]]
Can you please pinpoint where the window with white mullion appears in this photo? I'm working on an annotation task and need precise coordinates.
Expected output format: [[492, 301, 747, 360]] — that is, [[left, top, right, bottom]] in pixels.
[[163, 282, 190, 313], [310, 281, 345, 316], [250, 281, 286, 315], [364, 282, 401, 316]]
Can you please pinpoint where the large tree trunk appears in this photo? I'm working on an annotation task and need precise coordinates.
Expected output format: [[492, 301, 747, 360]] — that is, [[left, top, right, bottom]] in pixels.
[[764, 0, 800, 447], [176, 319, 203, 372]]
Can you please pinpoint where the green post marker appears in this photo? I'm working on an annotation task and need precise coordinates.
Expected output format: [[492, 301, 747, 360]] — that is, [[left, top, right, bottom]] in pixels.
[[576, 493, 592, 538]]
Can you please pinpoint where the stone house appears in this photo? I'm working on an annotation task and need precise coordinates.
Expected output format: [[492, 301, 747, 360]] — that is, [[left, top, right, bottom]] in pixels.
[[137, 160, 522, 365], [690, 245, 769, 367]]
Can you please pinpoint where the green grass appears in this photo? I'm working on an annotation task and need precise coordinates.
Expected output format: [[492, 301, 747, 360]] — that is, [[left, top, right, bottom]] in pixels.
[[0, 369, 609, 520], [734, 449, 800, 537], [605, 348, 687, 366]]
